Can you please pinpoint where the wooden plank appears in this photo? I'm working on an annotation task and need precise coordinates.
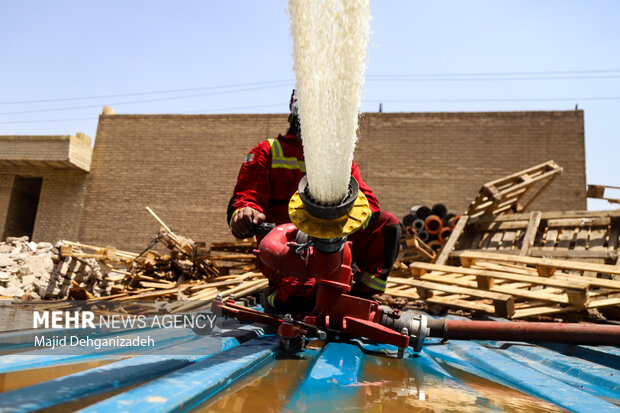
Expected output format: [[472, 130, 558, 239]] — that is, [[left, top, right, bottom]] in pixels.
[[487, 231, 504, 250], [389, 276, 515, 317], [513, 305, 577, 318], [389, 277, 513, 301], [413, 272, 576, 305], [589, 228, 608, 249], [426, 296, 496, 313], [501, 230, 517, 250], [609, 218, 620, 250], [402, 236, 435, 261], [541, 209, 620, 220], [522, 173, 560, 210], [470, 220, 530, 231], [476, 260, 620, 290], [434, 215, 469, 265], [536, 265, 556, 277], [467, 209, 620, 227], [479, 231, 495, 249], [512, 297, 620, 318], [170, 279, 268, 313], [519, 211, 542, 256], [385, 288, 496, 313], [587, 297, 620, 308], [110, 287, 178, 301], [556, 227, 575, 249], [586, 227, 609, 276], [543, 228, 558, 250], [410, 262, 590, 290], [451, 250, 620, 277], [527, 249, 616, 260], [547, 217, 611, 227], [140, 281, 178, 289], [574, 227, 589, 251]]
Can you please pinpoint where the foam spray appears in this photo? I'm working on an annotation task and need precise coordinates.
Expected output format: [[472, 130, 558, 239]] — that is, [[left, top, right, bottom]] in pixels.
[[288, 0, 371, 204]]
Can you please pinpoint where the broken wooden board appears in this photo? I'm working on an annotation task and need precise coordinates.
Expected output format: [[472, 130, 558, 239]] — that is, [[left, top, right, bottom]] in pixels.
[[512, 297, 620, 319], [587, 184, 620, 204], [466, 160, 563, 218], [400, 235, 436, 262], [409, 262, 592, 310], [389, 276, 515, 317], [434, 215, 469, 265], [451, 250, 620, 278]]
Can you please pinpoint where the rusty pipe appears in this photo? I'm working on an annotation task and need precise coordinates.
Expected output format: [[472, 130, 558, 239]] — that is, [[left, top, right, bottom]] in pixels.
[[439, 227, 452, 243], [436, 319, 620, 346], [425, 215, 443, 235]]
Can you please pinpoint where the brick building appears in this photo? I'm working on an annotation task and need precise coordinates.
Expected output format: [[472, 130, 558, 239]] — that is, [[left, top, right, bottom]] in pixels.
[[0, 109, 586, 251]]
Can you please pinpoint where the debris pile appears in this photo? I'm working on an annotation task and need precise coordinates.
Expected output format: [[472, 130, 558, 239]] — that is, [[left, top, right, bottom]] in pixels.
[[2, 160, 617, 321], [52, 208, 264, 312], [0, 237, 56, 299], [0, 237, 113, 300], [389, 160, 620, 321], [0, 207, 263, 310]]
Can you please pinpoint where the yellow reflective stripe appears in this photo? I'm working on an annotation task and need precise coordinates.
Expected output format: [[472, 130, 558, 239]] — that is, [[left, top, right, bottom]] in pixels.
[[269, 138, 306, 172], [358, 272, 387, 292], [362, 214, 372, 230], [271, 159, 306, 172], [272, 139, 283, 157], [267, 290, 277, 307]]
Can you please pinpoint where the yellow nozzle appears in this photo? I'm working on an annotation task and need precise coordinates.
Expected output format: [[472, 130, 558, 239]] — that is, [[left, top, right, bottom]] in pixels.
[[288, 190, 371, 239]]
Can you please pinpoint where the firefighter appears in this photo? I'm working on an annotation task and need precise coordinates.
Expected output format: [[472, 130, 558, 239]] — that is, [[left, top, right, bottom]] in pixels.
[[227, 90, 401, 311]]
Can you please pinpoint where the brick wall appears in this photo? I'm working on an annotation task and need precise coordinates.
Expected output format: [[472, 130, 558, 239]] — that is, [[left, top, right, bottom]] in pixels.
[[0, 175, 15, 238], [356, 111, 586, 220], [78, 110, 585, 252], [0, 166, 88, 242], [0, 135, 73, 161], [78, 114, 286, 251]]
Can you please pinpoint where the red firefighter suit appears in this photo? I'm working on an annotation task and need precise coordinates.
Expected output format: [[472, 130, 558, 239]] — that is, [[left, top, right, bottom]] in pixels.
[[227, 133, 401, 311]]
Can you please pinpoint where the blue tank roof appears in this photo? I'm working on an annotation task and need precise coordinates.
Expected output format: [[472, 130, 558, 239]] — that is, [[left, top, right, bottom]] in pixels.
[[0, 311, 617, 412]]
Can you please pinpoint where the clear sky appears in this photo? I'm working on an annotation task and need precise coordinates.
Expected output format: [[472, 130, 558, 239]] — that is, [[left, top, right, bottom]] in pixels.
[[1, 1, 618, 209]]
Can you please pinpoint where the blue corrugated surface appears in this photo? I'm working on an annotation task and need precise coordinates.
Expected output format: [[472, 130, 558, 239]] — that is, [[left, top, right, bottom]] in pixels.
[[0, 327, 199, 374], [285, 342, 363, 412], [79, 335, 279, 413], [0, 312, 618, 412], [0, 336, 239, 413]]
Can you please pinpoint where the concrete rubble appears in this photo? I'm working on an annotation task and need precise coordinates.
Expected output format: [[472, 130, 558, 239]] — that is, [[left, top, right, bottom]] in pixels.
[[0, 236, 113, 299]]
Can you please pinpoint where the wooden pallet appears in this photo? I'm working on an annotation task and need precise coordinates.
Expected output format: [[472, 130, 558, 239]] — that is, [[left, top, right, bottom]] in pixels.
[[386, 276, 514, 317], [454, 209, 620, 265], [466, 160, 563, 219], [451, 250, 620, 282], [399, 235, 436, 262], [587, 184, 620, 204], [398, 258, 620, 319]]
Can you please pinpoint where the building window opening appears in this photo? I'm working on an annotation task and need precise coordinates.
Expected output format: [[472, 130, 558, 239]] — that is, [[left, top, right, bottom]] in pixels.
[[3, 176, 43, 241]]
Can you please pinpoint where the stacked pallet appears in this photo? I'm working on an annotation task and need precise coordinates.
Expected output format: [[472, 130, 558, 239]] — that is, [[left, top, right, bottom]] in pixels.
[[386, 161, 620, 320], [453, 210, 620, 262], [387, 252, 620, 319]]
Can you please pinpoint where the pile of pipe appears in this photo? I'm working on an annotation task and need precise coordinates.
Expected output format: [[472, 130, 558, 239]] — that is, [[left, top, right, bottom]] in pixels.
[[402, 204, 461, 251]]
